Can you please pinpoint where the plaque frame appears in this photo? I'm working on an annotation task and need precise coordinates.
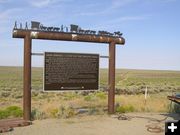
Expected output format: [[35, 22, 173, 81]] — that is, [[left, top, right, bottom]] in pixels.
[[43, 52, 100, 92]]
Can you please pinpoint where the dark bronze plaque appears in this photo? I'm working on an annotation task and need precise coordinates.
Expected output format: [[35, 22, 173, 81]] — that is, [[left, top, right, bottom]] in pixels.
[[44, 52, 99, 91]]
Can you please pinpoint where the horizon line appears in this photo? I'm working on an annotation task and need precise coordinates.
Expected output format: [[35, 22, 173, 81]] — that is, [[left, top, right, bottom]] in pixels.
[[0, 65, 179, 72]]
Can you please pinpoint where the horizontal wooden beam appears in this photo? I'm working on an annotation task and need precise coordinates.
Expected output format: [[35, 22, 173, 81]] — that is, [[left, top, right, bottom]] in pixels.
[[12, 29, 125, 45], [31, 52, 109, 58], [0, 118, 31, 133], [167, 96, 180, 104]]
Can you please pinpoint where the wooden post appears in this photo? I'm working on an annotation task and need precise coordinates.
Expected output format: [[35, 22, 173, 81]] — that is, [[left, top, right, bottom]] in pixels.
[[108, 42, 116, 114], [23, 34, 32, 121]]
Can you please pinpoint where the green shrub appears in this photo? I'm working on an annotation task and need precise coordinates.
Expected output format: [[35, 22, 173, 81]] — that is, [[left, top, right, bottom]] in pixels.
[[50, 108, 59, 118], [1, 91, 11, 97], [84, 94, 95, 101], [0, 106, 22, 119], [0, 110, 9, 119], [57, 106, 76, 118], [38, 93, 48, 99], [11, 92, 23, 99], [31, 108, 46, 120], [6, 106, 23, 117], [95, 92, 106, 99], [57, 106, 75, 118], [116, 105, 135, 113], [64, 106, 75, 118], [62, 92, 79, 100], [31, 108, 37, 120], [128, 82, 135, 86], [171, 103, 180, 113], [58, 106, 65, 117], [32, 91, 39, 97], [88, 107, 98, 115]]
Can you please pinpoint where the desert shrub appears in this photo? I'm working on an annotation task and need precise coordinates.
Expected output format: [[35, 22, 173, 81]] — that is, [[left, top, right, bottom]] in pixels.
[[167, 86, 172, 90], [6, 106, 23, 117], [115, 88, 121, 94], [64, 106, 76, 118], [140, 107, 151, 112], [95, 91, 106, 99], [88, 107, 99, 115], [62, 92, 79, 100], [84, 94, 95, 101], [128, 82, 135, 86], [84, 95, 91, 101], [139, 85, 146, 89], [31, 108, 37, 120], [14, 94, 23, 99], [171, 103, 180, 113], [127, 87, 137, 95], [11, 91, 22, 99], [12, 88, 18, 92], [31, 108, 46, 120], [38, 93, 49, 99], [4, 88, 11, 91], [0, 110, 9, 119], [116, 105, 135, 113], [0, 91, 11, 97], [32, 91, 39, 97], [136, 82, 143, 86], [177, 87, 180, 91], [50, 108, 59, 118], [159, 88, 165, 92], [79, 91, 90, 96], [57, 106, 76, 118], [0, 106, 22, 119], [57, 106, 66, 118], [115, 103, 120, 108]]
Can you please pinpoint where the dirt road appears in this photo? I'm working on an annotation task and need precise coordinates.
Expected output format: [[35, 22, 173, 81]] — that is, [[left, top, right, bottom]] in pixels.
[[1, 113, 179, 135]]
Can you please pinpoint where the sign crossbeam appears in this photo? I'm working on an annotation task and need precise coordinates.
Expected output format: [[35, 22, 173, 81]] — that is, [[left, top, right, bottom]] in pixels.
[[13, 29, 125, 45], [31, 53, 109, 58]]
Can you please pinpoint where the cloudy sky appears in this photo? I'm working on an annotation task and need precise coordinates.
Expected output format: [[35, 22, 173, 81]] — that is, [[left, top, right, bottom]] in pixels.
[[0, 0, 180, 70]]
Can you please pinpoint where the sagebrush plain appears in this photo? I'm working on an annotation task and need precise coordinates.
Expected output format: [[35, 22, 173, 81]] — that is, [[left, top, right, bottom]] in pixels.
[[0, 66, 180, 119]]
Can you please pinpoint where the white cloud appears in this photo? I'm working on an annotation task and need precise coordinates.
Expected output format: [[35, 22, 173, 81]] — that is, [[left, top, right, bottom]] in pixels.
[[28, 0, 72, 8], [92, 15, 150, 30], [111, 0, 177, 9], [155, 0, 176, 2], [75, 10, 106, 16], [111, 0, 138, 9], [74, 0, 139, 17], [75, 0, 177, 17], [119, 16, 148, 21], [74, 0, 128, 17], [0, 8, 22, 33], [0, 0, 7, 3], [29, 0, 56, 8], [0, 8, 22, 22]]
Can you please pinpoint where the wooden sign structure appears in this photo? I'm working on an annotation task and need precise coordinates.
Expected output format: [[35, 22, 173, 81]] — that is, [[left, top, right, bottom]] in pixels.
[[12, 28, 125, 121], [44, 52, 99, 91]]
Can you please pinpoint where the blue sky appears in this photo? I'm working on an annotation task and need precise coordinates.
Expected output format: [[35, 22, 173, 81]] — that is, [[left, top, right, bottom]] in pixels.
[[0, 0, 180, 70]]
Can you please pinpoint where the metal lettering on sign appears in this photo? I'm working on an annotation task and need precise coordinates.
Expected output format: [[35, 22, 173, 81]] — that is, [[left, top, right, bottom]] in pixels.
[[44, 52, 99, 91]]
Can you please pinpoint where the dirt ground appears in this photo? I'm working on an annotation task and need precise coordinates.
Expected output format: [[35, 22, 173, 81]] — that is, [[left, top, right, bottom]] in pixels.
[[1, 113, 180, 135]]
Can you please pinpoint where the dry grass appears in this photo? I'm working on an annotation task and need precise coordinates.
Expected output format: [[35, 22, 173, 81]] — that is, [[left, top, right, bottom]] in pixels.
[[1, 66, 179, 119], [115, 94, 170, 112], [30, 93, 170, 115], [0, 92, 173, 119]]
